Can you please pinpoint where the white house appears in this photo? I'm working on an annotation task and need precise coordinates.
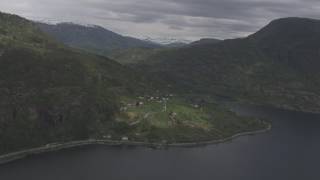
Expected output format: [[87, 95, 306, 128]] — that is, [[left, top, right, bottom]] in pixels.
[[121, 136, 129, 141]]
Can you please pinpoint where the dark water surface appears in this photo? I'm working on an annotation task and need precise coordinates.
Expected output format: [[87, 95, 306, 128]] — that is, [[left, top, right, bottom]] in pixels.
[[1, 105, 320, 180]]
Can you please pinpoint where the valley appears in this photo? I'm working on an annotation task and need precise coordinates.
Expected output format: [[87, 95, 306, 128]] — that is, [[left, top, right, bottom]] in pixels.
[[0, 11, 320, 163], [0, 12, 267, 156], [1, 1, 320, 179]]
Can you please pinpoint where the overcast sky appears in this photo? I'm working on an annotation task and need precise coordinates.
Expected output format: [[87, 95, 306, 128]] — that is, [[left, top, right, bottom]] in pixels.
[[1, 0, 320, 41]]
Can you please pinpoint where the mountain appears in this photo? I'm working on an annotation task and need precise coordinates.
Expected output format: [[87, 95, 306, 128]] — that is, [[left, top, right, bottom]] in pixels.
[[36, 22, 162, 56], [144, 37, 192, 45], [164, 42, 188, 48], [133, 17, 320, 112], [108, 48, 166, 65], [249, 17, 320, 73], [0, 12, 153, 154], [109, 38, 222, 65], [189, 38, 221, 46]]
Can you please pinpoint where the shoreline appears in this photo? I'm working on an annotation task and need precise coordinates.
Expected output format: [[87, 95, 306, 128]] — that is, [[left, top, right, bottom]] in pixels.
[[234, 100, 320, 115], [0, 124, 271, 165]]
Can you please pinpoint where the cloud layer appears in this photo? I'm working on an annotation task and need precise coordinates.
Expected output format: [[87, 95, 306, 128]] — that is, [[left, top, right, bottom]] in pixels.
[[1, 0, 320, 41]]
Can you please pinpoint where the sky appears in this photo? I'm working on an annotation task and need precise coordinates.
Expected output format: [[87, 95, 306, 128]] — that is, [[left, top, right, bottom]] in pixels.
[[0, 0, 320, 41]]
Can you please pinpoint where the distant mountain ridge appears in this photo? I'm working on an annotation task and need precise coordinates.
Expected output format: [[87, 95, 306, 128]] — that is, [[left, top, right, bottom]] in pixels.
[[144, 37, 192, 45], [189, 38, 221, 46], [36, 22, 162, 56], [164, 42, 188, 48], [109, 38, 222, 64]]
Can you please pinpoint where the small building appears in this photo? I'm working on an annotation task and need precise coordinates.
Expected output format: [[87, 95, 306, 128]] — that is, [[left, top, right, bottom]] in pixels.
[[193, 104, 200, 108], [103, 135, 112, 139], [120, 107, 128, 112], [136, 101, 144, 107], [121, 136, 129, 141], [169, 112, 177, 117], [162, 97, 169, 101], [168, 112, 178, 126]]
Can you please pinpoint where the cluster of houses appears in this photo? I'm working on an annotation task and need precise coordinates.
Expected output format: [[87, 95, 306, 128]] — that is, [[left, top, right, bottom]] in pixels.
[[120, 94, 174, 112], [140, 94, 173, 102], [118, 95, 207, 130], [102, 134, 129, 141]]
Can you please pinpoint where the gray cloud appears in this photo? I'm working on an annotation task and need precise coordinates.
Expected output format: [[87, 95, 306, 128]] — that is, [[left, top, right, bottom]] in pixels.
[[0, 0, 320, 41]]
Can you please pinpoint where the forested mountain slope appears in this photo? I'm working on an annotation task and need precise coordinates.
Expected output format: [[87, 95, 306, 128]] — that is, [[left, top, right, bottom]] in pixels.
[[0, 12, 152, 154], [134, 18, 320, 112]]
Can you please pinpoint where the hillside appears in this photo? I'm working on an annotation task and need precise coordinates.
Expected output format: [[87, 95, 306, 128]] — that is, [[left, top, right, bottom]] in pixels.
[[134, 17, 320, 112], [249, 17, 320, 74], [0, 12, 153, 154], [109, 48, 171, 65], [189, 38, 221, 46], [36, 22, 162, 56], [109, 39, 221, 65], [164, 42, 188, 48]]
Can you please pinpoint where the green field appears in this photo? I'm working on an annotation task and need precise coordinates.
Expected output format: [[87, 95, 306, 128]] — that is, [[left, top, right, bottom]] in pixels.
[[99, 96, 268, 143]]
